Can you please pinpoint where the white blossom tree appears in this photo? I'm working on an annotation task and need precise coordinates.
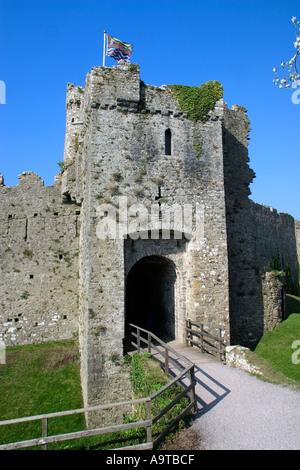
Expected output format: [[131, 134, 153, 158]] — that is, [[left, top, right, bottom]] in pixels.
[[273, 16, 300, 89]]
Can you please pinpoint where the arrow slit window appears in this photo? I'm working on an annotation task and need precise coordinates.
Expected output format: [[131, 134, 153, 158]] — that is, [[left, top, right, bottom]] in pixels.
[[165, 129, 172, 155]]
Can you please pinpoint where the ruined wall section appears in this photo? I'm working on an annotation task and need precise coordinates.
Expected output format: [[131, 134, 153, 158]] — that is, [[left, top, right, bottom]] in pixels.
[[68, 63, 230, 417], [223, 105, 298, 346], [61, 81, 89, 205], [0, 172, 80, 346], [223, 104, 260, 346], [250, 202, 298, 278], [250, 203, 298, 332]]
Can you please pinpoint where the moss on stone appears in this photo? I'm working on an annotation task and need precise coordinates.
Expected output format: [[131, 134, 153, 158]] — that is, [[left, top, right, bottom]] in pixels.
[[168, 81, 223, 122]]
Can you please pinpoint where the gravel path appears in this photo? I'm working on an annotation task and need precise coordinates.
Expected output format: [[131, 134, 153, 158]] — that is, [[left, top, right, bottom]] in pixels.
[[169, 343, 300, 450]]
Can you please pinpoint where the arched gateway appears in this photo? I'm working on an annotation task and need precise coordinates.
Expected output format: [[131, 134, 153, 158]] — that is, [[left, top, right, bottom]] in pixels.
[[125, 255, 176, 342]]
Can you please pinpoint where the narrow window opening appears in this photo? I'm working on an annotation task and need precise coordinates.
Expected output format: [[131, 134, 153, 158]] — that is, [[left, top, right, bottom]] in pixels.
[[34, 213, 38, 217], [24, 218, 28, 241], [29, 274, 34, 279], [59, 254, 63, 260], [155, 185, 163, 219], [165, 129, 172, 155], [54, 212, 58, 216]]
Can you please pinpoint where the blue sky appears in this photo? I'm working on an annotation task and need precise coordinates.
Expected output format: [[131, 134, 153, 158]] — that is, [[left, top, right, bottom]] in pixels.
[[0, 0, 299, 219]]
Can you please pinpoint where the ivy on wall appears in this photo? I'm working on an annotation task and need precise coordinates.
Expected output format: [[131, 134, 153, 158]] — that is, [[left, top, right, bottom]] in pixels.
[[168, 81, 223, 123], [268, 248, 300, 296]]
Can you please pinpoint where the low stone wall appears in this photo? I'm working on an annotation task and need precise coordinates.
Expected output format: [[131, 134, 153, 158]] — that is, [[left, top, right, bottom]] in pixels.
[[262, 272, 286, 333], [225, 345, 263, 376]]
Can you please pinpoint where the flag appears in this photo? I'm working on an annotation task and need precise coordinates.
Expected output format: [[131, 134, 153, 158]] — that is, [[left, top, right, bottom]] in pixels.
[[106, 35, 133, 62]]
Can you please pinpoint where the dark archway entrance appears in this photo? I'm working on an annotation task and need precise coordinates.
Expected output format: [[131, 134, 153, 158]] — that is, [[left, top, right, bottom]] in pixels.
[[125, 256, 176, 342]]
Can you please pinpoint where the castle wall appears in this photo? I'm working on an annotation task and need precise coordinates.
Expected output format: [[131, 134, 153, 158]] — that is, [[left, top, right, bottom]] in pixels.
[[250, 202, 298, 278], [0, 172, 79, 346], [223, 105, 298, 346]]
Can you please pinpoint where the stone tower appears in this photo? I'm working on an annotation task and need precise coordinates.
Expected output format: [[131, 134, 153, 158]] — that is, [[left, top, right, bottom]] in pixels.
[[61, 62, 231, 413]]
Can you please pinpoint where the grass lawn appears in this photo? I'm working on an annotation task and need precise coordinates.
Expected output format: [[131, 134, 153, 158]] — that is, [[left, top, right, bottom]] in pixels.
[[0, 340, 86, 448], [0, 342, 189, 450], [253, 294, 300, 384]]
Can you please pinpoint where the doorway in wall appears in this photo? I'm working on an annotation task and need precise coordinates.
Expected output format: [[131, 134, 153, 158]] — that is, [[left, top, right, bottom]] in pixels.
[[125, 255, 176, 342]]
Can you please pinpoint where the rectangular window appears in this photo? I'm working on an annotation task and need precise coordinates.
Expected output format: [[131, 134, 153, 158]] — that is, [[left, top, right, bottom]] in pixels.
[[165, 129, 172, 155]]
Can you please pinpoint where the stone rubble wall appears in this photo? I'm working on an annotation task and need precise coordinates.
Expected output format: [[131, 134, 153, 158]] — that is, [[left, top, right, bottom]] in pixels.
[[250, 202, 298, 278], [222, 104, 298, 347], [0, 172, 79, 346], [261, 272, 286, 332], [226, 345, 263, 375]]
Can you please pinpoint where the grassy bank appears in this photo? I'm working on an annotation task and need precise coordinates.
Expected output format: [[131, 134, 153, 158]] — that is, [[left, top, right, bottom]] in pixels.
[[0, 340, 85, 448], [0, 343, 189, 449], [251, 294, 300, 385], [129, 352, 189, 443]]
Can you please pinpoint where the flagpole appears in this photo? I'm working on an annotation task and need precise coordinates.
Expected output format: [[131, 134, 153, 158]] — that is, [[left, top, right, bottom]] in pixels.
[[103, 30, 107, 67]]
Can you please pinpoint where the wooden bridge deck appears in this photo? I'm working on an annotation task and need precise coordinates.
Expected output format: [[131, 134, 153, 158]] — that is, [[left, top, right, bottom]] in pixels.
[[151, 341, 230, 417]]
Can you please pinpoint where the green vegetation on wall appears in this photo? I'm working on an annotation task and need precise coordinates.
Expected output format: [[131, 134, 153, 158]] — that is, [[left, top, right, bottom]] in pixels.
[[267, 249, 300, 296], [168, 81, 223, 122], [254, 296, 300, 383]]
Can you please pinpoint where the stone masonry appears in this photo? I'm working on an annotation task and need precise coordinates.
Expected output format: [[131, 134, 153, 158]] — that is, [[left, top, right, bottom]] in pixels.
[[0, 62, 299, 422], [0, 172, 79, 344]]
